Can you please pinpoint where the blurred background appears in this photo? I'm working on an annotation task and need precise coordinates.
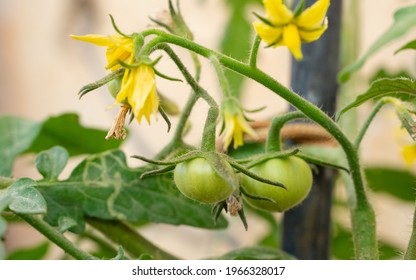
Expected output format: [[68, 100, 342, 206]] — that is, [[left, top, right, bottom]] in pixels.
[[1, 0, 416, 259]]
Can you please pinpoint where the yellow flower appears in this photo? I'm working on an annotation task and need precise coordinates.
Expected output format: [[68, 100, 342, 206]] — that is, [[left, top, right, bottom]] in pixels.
[[401, 144, 416, 166], [221, 99, 257, 150], [253, 0, 330, 60], [70, 34, 133, 71], [116, 64, 159, 124]]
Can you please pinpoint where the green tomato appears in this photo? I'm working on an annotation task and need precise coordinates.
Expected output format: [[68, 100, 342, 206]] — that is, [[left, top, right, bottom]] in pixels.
[[174, 157, 237, 204], [241, 156, 313, 212], [107, 76, 122, 98]]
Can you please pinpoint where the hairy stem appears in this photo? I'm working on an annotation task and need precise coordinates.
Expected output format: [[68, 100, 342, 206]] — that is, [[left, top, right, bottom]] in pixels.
[[354, 98, 398, 148], [249, 35, 261, 68], [86, 217, 178, 260], [267, 111, 305, 152], [201, 107, 220, 152], [18, 214, 96, 260], [210, 55, 233, 97]]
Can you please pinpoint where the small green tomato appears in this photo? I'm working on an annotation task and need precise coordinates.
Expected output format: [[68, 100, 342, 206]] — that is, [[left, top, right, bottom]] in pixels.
[[107, 76, 122, 98], [174, 157, 237, 204], [241, 156, 313, 212]]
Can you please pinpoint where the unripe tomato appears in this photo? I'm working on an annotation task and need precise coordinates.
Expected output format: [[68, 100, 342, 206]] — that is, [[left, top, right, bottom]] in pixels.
[[241, 156, 312, 212], [107, 76, 122, 98], [174, 157, 237, 204]]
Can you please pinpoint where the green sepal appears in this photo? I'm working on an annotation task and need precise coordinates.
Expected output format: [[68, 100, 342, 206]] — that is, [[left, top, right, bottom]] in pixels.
[[252, 12, 275, 27], [293, 0, 306, 17], [79, 69, 124, 98], [203, 152, 240, 192], [109, 14, 130, 38]]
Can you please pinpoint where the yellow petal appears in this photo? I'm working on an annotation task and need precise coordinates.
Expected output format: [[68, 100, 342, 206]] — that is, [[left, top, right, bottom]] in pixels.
[[222, 113, 236, 150], [253, 21, 283, 47], [70, 34, 115, 46], [402, 144, 416, 166], [263, 0, 293, 25], [299, 18, 328, 42], [296, 0, 330, 29], [282, 24, 303, 60]]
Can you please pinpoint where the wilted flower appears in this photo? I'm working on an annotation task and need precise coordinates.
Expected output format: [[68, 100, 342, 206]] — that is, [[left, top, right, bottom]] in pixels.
[[253, 0, 330, 60]]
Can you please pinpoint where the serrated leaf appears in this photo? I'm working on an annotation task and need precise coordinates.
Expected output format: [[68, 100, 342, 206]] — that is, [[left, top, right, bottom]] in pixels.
[[396, 39, 416, 54], [37, 150, 227, 233], [0, 116, 42, 176], [338, 5, 416, 83], [365, 167, 416, 202], [9, 178, 47, 214], [6, 242, 49, 260], [337, 77, 416, 119], [215, 246, 296, 260], [26, 113, 123, 156], [35, 146, 69, 181]]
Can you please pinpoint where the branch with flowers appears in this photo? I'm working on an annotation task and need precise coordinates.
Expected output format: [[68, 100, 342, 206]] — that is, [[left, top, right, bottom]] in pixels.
[[1, 0, 416, 260]]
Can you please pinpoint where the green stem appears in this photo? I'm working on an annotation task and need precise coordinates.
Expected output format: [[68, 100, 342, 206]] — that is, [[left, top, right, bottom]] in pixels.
[[17, 214, 96, 260], [142, 30, 378, 259], [152, 44, 215, 159], [266, 111, 305, 152], [354, 98, 398, 148], [404, 203, 416, 259], [86, 218, 178, 260], [210, 55, 233, 97], [201, 107, 219, 152], [249, 35, 261, 68]]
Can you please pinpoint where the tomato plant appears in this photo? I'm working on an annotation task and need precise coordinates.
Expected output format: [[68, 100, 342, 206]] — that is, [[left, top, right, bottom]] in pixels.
[[174, 157, 237, 204], [241, 156, 313, 212]]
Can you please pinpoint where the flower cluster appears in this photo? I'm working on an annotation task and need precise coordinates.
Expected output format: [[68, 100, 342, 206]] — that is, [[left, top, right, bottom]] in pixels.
[[71, 32, 159, 126], [253, 0, 330, 60]]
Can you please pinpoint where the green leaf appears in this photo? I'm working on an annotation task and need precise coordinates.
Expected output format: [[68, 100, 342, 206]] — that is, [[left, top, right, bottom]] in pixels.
[[26, 113, 123, 156], [38, 150, 227, 233], [9, 178, 47, 214], [7, 242, 49, 260], [338, 5, 416, 83], [365, 167, 416, 202], [396, 39, 416, 54], [35, 146, 69, 181], [215, 246, 296, 260], [0, 116, 42, 176], [337, 77, 416, 119]]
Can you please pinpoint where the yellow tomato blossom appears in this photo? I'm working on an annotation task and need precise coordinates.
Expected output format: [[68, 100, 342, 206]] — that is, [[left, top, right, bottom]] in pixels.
[[70, 34, 133, 71], [221, 99, 257, 150], [401, 144, 416, 166], [253, 0, 330, 60], [116, 64, 159, 124]]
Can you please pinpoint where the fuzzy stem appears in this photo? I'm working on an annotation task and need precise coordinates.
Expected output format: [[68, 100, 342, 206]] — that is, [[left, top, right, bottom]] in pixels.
[[354, 98, 399, 148], [266, 111, 306, 152], [17, 214, 96, 260], [249, 35, 261, 68], [404, 203, 416, 259], [201, 107, 220, 152], [141, 30, 378, 259], [210, 55, 233, 98], [86, 217, 178, 260]]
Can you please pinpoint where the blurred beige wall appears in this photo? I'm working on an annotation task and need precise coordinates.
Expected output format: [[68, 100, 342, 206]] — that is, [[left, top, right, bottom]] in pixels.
[[1, 0, 416, 259]]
